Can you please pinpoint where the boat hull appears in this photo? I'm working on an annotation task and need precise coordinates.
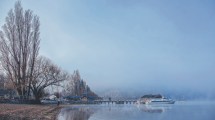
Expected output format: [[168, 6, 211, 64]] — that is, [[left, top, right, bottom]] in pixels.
[[136, 98, 175, 105], [149, 100, 175, 104]]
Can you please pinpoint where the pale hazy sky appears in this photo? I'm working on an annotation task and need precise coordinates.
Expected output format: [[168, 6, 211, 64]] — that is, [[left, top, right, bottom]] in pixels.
[[1, 0, 215, 96]]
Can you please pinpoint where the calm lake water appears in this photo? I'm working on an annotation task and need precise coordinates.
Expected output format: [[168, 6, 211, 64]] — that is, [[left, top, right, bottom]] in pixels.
[[58, 101, 215, 120]]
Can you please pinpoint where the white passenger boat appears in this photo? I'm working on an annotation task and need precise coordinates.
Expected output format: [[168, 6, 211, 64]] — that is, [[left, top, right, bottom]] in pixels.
[[149, 98, 175, 104], [136, 94, 175, 104]]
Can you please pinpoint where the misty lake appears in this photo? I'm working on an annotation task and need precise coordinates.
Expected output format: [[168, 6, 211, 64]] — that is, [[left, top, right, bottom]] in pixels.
[[57, 101, 215, 120]]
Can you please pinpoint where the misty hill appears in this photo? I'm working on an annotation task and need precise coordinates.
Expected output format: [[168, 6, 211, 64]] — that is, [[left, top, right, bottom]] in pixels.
[[141, 94, 163, 98]]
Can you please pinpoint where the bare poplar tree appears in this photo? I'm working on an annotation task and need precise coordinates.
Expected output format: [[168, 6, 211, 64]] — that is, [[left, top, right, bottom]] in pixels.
[[31, 56, 68, 103], [64, 70, 98, 98], [64, 70, 82, 96], [0, 1, 40, 98], [72, 70, 81, 95]]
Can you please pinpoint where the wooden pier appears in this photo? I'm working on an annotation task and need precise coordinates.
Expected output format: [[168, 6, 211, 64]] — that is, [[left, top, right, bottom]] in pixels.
[[95, 100, 137, 104]]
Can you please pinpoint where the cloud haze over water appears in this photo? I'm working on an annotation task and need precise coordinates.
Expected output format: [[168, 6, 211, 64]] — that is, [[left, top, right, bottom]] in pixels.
[[1, 0, 215, 98]]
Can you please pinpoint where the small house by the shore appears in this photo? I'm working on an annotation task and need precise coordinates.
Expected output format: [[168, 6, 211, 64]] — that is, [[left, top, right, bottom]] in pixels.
[[0, 89, 16, 99]]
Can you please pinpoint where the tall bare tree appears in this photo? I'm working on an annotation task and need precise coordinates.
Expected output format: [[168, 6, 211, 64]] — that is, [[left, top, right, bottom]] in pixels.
[[64, 70, 82, 96], [31, 56, 68, 103], [64, 70, 98, 99], [0, 1, 40, 98]]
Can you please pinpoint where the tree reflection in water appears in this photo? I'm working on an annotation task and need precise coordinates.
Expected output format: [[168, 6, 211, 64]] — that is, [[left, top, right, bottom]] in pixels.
[[57, 103, 215, 120], [58, 107, 96, 120], [57, 104, 171, 120]]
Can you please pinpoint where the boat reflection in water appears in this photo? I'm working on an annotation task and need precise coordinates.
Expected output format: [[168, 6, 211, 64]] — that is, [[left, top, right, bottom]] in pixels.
[[136, 104, 172, 113]]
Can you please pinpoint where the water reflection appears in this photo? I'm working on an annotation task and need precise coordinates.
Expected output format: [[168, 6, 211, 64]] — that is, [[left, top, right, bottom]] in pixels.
[[58, 106, 97, 120], [57, 104, 170, 120], [57, 102, 215, 120], [137, 104, 171, 113]]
